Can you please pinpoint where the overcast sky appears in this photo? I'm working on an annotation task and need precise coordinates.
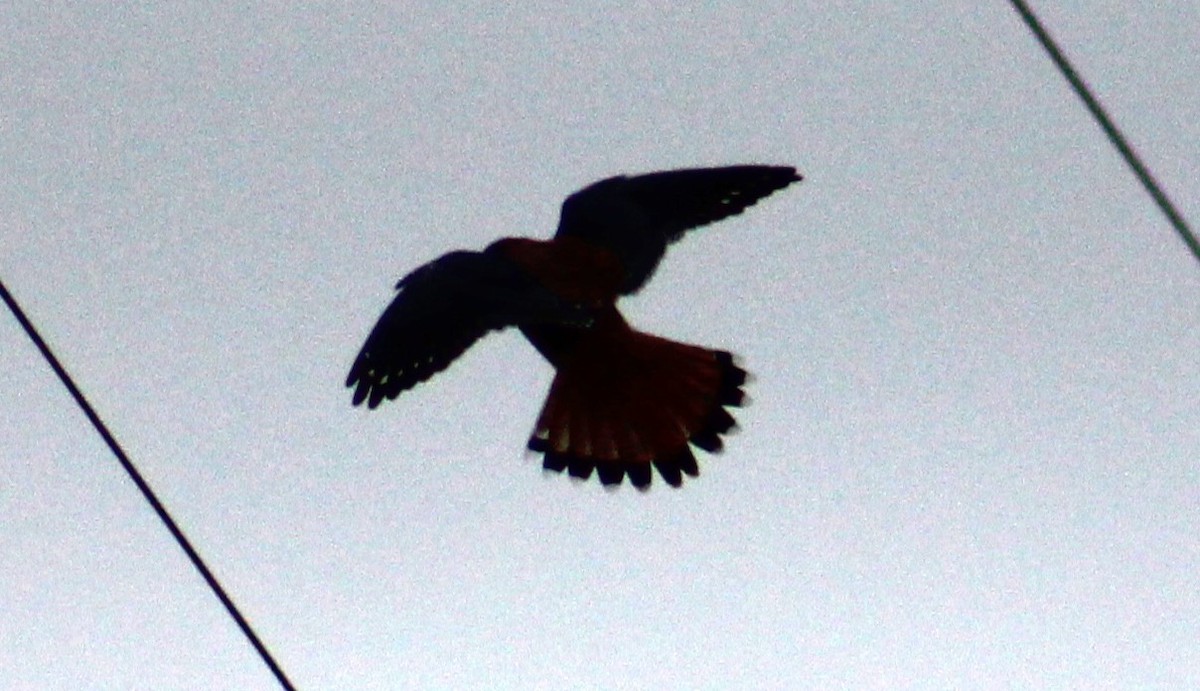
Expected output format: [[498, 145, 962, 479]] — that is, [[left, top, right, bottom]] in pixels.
[[2, 2, 1198, 689]]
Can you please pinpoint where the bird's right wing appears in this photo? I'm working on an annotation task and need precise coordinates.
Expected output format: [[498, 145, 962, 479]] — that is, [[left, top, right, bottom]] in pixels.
[[346, 249, 590, 408]]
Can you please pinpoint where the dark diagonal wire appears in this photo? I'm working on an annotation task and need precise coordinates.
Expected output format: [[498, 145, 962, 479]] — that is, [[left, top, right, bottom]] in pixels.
[[1008, 0, 1200, 267], [0, 278, 296, 691]]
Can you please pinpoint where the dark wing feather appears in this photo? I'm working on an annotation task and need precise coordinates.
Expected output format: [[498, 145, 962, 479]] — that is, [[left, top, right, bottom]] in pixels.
[[554, 165, 801, 293], [346, 248, 590, 408]]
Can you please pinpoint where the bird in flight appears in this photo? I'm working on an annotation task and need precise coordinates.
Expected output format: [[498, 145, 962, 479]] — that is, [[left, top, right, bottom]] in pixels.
[[347, 164, 802, 489]]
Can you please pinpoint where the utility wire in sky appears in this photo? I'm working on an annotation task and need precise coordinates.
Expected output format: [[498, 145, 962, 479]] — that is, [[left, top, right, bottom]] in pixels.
[[1007, 0, 1200, 267], [0, 278, 296, 691]]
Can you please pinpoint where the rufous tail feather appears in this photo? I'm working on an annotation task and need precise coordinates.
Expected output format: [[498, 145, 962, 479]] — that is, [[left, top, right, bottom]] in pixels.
[[528, 326, 746, 489]]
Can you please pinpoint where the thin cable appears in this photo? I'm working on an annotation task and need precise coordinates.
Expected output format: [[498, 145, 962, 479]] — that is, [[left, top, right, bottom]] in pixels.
[[0, 278, 296, 691], [1008, 0, 1200, 267]]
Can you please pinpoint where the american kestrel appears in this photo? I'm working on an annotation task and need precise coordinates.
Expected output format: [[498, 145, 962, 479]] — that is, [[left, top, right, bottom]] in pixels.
[[347, 165, 801, 488]]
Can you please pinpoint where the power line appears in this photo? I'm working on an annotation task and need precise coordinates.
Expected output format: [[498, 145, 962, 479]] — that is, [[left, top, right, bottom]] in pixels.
[[0, 278, 296, 691], [1007, 0, 1200, 267]]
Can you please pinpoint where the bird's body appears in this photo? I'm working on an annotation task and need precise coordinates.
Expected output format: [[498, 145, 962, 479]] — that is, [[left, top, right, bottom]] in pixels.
[[347, 165, 801, 489]]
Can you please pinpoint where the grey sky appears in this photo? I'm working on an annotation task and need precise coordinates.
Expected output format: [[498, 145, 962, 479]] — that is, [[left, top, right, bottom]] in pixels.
[[2, 2, 1198, 689]]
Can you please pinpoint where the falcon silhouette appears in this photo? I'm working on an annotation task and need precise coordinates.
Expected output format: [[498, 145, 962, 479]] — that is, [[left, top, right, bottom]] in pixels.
[[347, 165, 802, 488]]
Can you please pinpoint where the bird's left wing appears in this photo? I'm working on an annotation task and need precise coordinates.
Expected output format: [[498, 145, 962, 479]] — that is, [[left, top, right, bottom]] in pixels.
[[554, 165, 801, 293], [347, 248, 591, 408]]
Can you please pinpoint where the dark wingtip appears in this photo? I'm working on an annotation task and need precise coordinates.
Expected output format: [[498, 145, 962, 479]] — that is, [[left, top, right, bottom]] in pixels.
[[770, 165, 802, 185], [346, 359, 370, 406], [350, 381, 368, 407], [748, 165, 803, 194]]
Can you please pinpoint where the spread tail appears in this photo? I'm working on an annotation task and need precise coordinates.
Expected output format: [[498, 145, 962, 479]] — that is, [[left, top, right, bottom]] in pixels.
[[527, 321, 747, 489]]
